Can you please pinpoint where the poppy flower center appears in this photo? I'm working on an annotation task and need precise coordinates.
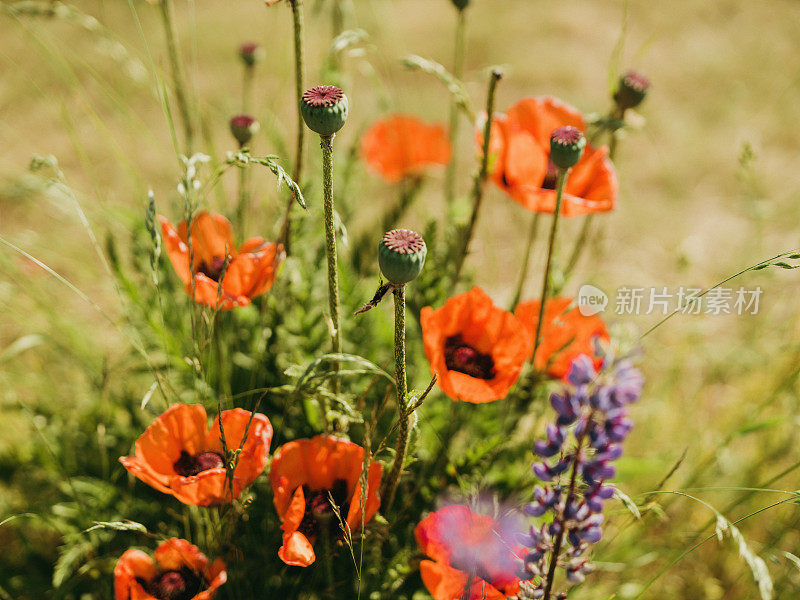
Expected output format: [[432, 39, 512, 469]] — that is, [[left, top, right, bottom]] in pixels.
[[445, 335, 495, 380], [197, 255, 229, 281], [173, 450, 225, 477], [302, 85, 344, 107], [297, 479, 350, 540], [139, 569, 202, 600]]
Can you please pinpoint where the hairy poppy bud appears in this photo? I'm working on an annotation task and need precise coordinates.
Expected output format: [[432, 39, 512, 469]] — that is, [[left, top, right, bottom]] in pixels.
[[613, 70, 650, 111], [378, 229, 426, 285], [549, 126, 586, 170], [238, 42, 264, 67], [230, 114, 260, 146], [300, 85, 349, 137], [451, 0, 470, 9]]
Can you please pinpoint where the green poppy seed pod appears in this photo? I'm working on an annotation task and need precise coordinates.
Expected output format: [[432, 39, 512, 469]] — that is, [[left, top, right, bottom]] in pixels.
[[614, 70, 650, 111], [451, 0, 470, 10], [300, 85, 349, 137], [378, 229, 427, 285], [549, 126, 586, 170], [238, 42, 264, 67], [230, 115, 260, 146]]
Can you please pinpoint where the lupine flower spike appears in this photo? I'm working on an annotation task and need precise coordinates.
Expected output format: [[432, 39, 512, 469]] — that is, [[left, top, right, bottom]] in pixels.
[[513, 353, 644, 599]]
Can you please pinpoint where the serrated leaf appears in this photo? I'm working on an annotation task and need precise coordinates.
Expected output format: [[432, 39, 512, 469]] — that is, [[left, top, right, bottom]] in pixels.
[[83, 520, 148, 534]]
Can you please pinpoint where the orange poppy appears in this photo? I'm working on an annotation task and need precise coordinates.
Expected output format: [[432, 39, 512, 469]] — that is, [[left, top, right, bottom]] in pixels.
[[415, 505, 521, 600], [480, 96, 617, 217], [515, 296, 609, 380], [159, 210, 284, 310], [361, 115, 451, 183], [114, 538, 227, 600], [120, 403, 272, 506], [420, 287, 531, 404], [269, 435, 383, 567]]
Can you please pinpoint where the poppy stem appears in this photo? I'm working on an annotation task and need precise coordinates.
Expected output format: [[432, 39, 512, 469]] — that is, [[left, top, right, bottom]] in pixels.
[[510, 211, 541, 311], [158, 0, 194, 154], [242, 63, 254, 113], [321, 134, 343, 387], [445, 6, 467, 215], [531, 169, 569, 365], [382, 284, 408, 513], [453, 68, 502, 285], [279, 0, 306, 252], [235, 143, 249, 233]]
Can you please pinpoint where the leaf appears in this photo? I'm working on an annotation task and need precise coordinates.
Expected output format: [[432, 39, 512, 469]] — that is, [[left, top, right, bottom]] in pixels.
[[53, 542, 88, 588], [614, 487, 642, 519], [0, 334, 44, 363], [783, 551, 800, 572], [141, 381, 158, 410]]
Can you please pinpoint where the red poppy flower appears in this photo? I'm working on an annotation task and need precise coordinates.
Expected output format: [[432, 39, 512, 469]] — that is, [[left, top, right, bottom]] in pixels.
[[269, 435, 383, 567], [515, 296, 609, 380], [120, 403, 272, 506], [480, 96, 617, 217], [159, 210, 284, 310], [114, 538, 226, 600], [361, 115, 451, 183], [415, 505, 521, 600], [420, 287, 531, 404]]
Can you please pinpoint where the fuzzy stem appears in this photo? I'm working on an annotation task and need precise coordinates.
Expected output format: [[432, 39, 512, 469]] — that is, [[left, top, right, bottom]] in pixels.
[[531, 170, 568, 366], [159, 0, 194, 153], [510, 211, 541, 311], [381, 284, 408, 513], [444, 7, 467, 214], [235, 142, 249, 233], [453, 68, 502, 284], [321, 135, 342, 358], [279, 0, 306, 251], [242, 64, 254, 113]]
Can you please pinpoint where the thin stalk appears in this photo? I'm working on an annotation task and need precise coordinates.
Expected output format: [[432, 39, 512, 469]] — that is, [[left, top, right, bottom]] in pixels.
[[279, 0, 306, 251], [453, 68, 502, 284], [445, 8, 467, 213], [321, 135, 342, 357], [563, 107, 624, 280], [381, 285, 408, 513], [159, 0, 194, 153], [235, 142, 249, 232], [531, 170, 568, 365], [242, 64, 254, 113], [510, 212, 541, 310]]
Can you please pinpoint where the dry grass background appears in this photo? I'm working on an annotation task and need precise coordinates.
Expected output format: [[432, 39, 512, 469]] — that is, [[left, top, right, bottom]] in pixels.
[[1, 0, 800, 598]]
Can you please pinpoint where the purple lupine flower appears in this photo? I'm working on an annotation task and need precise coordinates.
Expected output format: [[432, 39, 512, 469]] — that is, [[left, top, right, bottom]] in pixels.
[[516, 352, 644, 599]]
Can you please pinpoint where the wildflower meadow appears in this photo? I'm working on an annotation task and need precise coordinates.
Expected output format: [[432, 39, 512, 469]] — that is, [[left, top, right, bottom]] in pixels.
[[1, 1, 800, 599]]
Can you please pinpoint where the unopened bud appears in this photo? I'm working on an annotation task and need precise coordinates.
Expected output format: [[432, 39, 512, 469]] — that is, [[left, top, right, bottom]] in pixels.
[[614, 70, 650, 111], [230, 114, 260, 146], [549, 126, 586, 170], [378, 229, 426, 285], [300, 85, 349, 137]]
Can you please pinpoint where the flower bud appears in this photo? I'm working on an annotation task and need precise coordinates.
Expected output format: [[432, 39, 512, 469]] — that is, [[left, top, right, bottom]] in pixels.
[[300, 85, 349, 137], [238, 42, 264, 67], [549, 126, 586, 170], [614, 70, 650, 111], [229, 114, 260, 146], [451, 0, 470, 9], [378, 229, 426, 285]]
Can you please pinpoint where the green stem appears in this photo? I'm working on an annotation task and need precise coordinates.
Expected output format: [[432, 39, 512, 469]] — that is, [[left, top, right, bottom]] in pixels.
[[279, 0, 306, 251], [510, 211, 540, 311], [235, 143, 249, 233], [242, 64, 254, 113], [321, 135, 342, 357], [445, 8, 467, 214], [381, 284, 408, 513], [159, 0, 194, 154], [453, 68, 502, 284], [531, 169, 568, 366]]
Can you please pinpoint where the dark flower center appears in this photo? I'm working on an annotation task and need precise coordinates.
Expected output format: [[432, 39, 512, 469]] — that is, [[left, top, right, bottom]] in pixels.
[[297, 478, 350, 540], [445, 335, 495, 380], [541, 159, 559, 190], [196, 255, 229, 282], [173, 450, 225, 477], [139, 569, 202, 600]]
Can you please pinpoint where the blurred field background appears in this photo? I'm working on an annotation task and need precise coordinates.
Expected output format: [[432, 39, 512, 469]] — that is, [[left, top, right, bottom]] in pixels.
[[1, 0, 800, 598]]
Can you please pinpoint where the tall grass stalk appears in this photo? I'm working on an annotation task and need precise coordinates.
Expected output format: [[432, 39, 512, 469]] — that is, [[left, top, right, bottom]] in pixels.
[[158, 0, 194, 153], [445, 6, 467, 214]]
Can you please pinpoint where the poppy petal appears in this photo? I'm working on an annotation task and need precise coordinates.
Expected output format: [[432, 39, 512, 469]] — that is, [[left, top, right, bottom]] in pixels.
[[154, 538, 209, 574], [114, 549, 157, 600], [205, 408, 272, 490], [129, 404, 209, 477], [279, 531, 316, 566], [159, 216, 192, 285]]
